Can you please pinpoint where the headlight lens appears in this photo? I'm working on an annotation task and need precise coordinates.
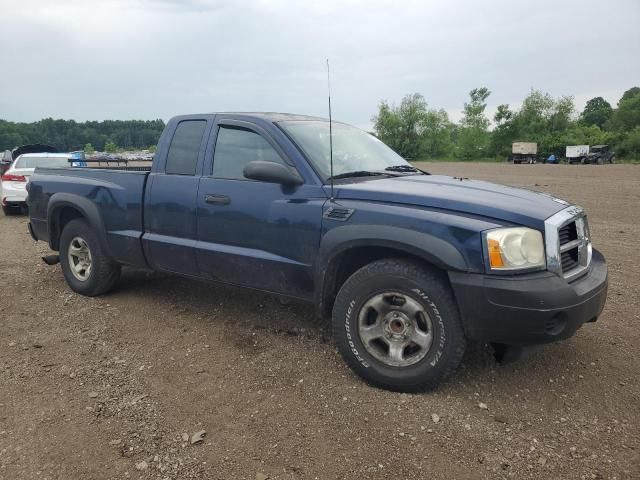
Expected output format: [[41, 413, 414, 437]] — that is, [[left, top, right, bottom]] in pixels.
[[485, 227, 545, 271]]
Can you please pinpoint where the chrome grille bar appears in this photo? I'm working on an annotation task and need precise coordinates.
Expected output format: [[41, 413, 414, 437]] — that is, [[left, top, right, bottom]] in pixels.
[[544, 205, 592, 282]]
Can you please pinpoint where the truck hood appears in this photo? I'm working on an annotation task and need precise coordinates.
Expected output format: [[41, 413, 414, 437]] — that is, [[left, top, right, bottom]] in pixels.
[[334, 174, 570, 229]]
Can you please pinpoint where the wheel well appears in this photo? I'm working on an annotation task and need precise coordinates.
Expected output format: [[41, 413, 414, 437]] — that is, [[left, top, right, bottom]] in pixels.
[[320, 246, 445, 317], [50, 206, 84, 250]]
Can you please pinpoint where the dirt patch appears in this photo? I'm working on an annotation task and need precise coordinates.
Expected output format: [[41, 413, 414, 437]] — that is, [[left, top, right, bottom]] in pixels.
[[1, 163, 639, 479]]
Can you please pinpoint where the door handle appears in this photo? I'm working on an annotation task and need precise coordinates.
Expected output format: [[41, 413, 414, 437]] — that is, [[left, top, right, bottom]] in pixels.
[[204, 194, 231, 205]]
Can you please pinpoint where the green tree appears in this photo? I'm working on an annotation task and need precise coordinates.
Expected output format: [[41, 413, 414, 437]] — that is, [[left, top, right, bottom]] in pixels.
[[457, 87, 491, 159], [104, 141, 118, 153], [619, 87, 640, 103], [84, 143, 95, 154], [581, 97, 613, 128], [490, 104, 516, 157], [421, 109, 454, 158], [609, 87, 640, 131], [0, 118, 165, 152], [372, 93, 453, 159], [616, 126, 640, 158]]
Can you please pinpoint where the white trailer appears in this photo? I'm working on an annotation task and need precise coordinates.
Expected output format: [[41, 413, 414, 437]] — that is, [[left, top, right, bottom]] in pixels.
[[512, 142, 538, 164], [566, 145, 589, 164]]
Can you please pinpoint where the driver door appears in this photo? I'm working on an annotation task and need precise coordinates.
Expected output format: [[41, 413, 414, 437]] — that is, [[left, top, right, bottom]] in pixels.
[[195, 120, 324, 299]]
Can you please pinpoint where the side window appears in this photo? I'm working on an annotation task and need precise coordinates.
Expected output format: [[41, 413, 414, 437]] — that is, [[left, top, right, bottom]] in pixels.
[[212, 125, 285, 179], [165, 120, 207, 175]]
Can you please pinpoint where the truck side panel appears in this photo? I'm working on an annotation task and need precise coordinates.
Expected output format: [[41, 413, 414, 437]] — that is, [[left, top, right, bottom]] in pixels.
[[28, 168, 149, 268]]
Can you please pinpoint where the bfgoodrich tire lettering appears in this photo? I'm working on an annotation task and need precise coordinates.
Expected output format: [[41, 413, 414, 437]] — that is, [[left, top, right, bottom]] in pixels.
[[59, 218, 121, 296], [332, 258, 465, 392]]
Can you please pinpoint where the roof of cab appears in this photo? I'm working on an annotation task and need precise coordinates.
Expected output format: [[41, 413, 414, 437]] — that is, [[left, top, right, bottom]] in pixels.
[[170, 112, 328, 123]]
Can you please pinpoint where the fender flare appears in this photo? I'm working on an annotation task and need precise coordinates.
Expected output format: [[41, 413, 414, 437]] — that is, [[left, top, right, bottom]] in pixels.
[[47, 192, 113, 259], [315, 224, 468, 313]]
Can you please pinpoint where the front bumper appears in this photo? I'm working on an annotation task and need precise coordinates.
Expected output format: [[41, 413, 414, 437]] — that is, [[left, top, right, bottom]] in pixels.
[[449, 249, 608, 346]]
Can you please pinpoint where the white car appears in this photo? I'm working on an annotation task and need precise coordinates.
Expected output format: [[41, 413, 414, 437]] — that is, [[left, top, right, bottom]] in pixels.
[[1, 153, 71, 215]]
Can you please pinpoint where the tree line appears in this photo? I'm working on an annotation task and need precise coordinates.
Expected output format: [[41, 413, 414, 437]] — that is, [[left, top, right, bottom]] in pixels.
[[1, 86, 639, 160], [373, 86, 640, 160], [0, 118, 165, 153]]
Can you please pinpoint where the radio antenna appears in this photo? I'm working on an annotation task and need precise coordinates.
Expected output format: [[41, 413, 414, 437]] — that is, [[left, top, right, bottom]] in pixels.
[[326, 58, 334, 201]]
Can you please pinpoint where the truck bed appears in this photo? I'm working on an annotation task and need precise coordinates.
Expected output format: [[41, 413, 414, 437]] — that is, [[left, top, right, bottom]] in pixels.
[[28, 167, 150, 268]]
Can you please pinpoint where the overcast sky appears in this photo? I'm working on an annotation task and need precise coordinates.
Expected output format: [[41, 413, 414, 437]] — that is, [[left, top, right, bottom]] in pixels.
[[1, 0, 639, 128]]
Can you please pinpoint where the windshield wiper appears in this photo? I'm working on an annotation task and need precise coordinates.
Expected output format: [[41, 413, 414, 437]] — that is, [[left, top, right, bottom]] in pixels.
[[385, 165, 418, 172], [328, 170, 387, 180], [384, 164, 430, 175]]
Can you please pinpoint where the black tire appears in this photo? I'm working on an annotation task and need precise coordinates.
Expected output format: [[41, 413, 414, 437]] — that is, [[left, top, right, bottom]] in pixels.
[[332, 259, 466, 392], [2, 205, 24, 216], [59, 218, 121, 296], [2, 205, 15, 216]]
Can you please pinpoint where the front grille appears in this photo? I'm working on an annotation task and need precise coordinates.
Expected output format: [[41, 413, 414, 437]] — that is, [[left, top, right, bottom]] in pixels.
[[561, 249, 579, 272], [559, 222, 577, 245], [544, 206, 591, 282], [559, 220, 580, 273]]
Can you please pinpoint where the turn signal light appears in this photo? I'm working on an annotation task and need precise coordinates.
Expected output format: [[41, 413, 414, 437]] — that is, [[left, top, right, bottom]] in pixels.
[[487, 238, 505, 268], [1, 174, 26, 182]]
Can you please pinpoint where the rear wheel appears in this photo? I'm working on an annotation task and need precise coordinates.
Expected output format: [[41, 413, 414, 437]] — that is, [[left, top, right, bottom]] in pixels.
[[59, 218, 120, 296], [332, 259, 465, 392]]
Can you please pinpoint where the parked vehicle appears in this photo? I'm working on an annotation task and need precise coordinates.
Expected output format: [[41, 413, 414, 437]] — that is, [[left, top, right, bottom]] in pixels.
[[511, 142, 538, 164], [27, 113, 608, 391], [1, 150, 12, 176], [544, 154, 559, 164], [566, 145, 590, 164], [2, 153, 71, 215], [584, 145, 615, 164]]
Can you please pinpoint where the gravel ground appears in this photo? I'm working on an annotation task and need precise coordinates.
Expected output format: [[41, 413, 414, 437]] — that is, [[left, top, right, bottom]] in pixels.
[[0, 163, 638, 480]]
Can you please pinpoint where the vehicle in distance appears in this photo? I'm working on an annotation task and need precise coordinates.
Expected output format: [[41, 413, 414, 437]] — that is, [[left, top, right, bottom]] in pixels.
[[584, 145, 615, 164], [1, 150, 12, 176], [566, 145, 590, 164], [2, 152, 72, 215], [511, 142, 538, 164], [27, 113, 609, 392]]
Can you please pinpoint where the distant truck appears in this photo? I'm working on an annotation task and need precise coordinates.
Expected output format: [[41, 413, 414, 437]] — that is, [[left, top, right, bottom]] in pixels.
[[512, 142, 537, 164], [584, 145, 615, 164], [566, 145, 590, 164]]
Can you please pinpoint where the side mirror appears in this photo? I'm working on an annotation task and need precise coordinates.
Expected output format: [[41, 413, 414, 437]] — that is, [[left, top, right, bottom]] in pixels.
[[243, 161, 303, 186]]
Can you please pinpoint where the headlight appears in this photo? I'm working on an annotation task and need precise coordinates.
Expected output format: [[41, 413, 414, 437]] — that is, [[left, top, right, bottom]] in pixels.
[[485, 227, 545, 271]]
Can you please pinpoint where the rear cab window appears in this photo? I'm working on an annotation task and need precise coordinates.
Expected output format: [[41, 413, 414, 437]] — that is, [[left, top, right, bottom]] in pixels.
[[165, 120, 207, 175]]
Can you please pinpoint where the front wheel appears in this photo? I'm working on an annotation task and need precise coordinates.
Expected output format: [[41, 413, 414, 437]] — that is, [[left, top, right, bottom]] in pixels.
[[59, 218, 121, 296], [332, 259, 466, 392]]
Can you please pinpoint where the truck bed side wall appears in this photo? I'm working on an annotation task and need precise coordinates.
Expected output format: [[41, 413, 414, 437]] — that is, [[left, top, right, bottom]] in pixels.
[[29, 167, 150, 268]]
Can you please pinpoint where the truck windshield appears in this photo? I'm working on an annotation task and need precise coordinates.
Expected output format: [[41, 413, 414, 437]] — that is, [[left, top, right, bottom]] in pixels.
[[279, 120, 411, 181]]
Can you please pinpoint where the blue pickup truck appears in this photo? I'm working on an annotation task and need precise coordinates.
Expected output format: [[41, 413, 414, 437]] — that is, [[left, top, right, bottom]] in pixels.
[[26, 113, 608, 391]]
